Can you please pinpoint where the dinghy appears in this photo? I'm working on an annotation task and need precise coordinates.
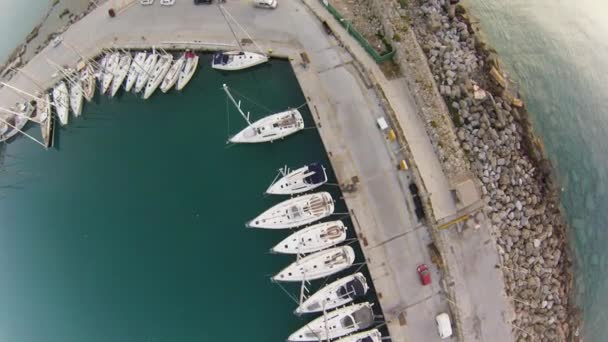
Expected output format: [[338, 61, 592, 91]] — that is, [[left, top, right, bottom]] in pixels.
[[81, 65, 96, 101], [334, 329, 382, 342], [266, 163, 328, 195], [288, 302, 374, 341], [247, 192, 334, 229], [160, 54, 185, 93], [295, 272, 369, 314], [69, 81, 83, 117], [223, 84, 304, 143], [143, 54, 172, 99], [134, 52, 157, 93], [101, 52, 119, 94], [273, 246, 355, 282], [52, 81, 69, 126], [125, 52, 146, 92], [176, 50, 198, 90], [272, 220, 347, 254], [110, 53, 132, 97]]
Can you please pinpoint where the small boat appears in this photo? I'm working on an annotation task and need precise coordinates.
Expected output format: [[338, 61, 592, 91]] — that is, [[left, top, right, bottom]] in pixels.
[[143, 54, 173, 99], [295, 272, 369, 314], [266, 163, 328, 195], [334, 329, 382, 342], [176, 50, 198, 91], [125, 52, 146, 92], [223, 84, 304, 143], [38, 94, 53, 148], [134, 52, 158, 93], [69, 81, 83, 117], [81, 65, 96, 101], [52, 81, 69, 126], [110, 53, 132, 97], [101, 52, 119, 94], [288, 302, 374, 341], [273, 246, 355, 282], [160, 54, 185, 93], [272, 220, 347, 254], [247, 192, 334, 229]]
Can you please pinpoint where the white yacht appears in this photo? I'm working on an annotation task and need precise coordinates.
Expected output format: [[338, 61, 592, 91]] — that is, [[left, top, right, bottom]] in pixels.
[[33, 96, 49, 123], [81, 65, 96, 102], [272, 220, 347, 254], [101, 52, 119, 94], [160, 54, 185, 93], [295, 272, 369, 314], [334, 329, 382, 342], [176, 51, 198, 90], [212, 5, 268, 71], [37, 94, 53, 148], [110, 53, 132, 97], [247, 192, 333, 229], [135, 52, 158, 93], [143, 54, 172, 99], [266, 163, 328, 195], [97, 54, 109, 81], [288, 302, 374, 341], [223, 84, 304, 143], [273, 246, 355, 282], [125, 52, 146, 92], [69, 81, 83, 117], [52, 81, 69, 126]]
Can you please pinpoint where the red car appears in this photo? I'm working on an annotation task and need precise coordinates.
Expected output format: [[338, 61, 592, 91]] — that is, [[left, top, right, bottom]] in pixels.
[[417, 264, 431, 285]]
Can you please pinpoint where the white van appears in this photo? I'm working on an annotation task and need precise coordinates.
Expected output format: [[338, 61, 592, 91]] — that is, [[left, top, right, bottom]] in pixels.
[[254, 0, 277, 9], [436, 313, 453, 339]]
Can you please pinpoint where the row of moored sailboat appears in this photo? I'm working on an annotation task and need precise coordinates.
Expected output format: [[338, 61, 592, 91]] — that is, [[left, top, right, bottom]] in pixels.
[[245, 163, 383, 341]]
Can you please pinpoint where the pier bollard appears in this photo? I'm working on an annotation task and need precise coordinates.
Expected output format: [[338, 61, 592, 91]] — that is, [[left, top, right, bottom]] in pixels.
[[399, 159, 409, 171], [267, 48, 273, 55], [387, 129, 396, 141]]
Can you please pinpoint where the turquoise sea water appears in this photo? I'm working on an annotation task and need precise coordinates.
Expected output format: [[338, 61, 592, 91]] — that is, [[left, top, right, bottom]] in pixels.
[[464, 1, 608, 340], [0, 57, 380, 341]]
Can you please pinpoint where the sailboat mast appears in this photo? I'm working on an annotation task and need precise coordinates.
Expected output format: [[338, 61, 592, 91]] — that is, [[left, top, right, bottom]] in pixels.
[[222, 84, 251, 125], [218, 4, 244, 51], [1, 82, 47, 103], [222, 6, 265, 55], [0, 106, 41, 124]]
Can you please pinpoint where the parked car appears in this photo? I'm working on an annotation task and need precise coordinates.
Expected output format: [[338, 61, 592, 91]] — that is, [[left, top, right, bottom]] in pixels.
[[254, 0, 277, 9], [435, 313, 453, 339], [417, 264, 431, 285]]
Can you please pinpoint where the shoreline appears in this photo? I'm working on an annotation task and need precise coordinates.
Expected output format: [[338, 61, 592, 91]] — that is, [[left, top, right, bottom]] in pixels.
[[370, 0, 580, 339]]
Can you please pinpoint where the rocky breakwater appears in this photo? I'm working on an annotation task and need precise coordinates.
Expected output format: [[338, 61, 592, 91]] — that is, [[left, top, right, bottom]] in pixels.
[[409, 0, 579, 340]]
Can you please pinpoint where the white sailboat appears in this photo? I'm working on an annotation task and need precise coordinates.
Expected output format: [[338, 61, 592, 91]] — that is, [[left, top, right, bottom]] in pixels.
[[52, 81, 69, 126], [176, 50, 198, 91], [295, 272, 369, 314], [266, 163, 328, 195], [160, 54, 185, 93], [273, 246, 355, 282], [101, 52, 119, 94], [143, 53, 173, 99], [272, 220, 347, 254], [110, 53, 132, 97], [287, 302, 374, 341], [135, 51, 158, 93], [81, 64, 96, 102], [96, 54, 109, 81], [212, 5, 268, 71], [37, 94, 53, 148], [334, 329, 382, 342], [69, 81, 83, 117], [223, 84, 304, 143], [247, 191, 333, 229], [125, 52, 147, 92]]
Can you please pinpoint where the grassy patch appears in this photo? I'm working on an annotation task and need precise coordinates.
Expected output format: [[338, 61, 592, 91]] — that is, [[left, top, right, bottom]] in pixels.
[[398, 0, 409, 9]]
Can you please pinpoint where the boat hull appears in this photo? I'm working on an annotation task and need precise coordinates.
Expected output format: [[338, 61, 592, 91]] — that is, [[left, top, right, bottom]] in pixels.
[[160, 56, 185, 93], [333, 329, 382, 342], [288, 303, 374, 342], [273, 246, 355, 282], [176, 55, 198, 90], [125, 52, 146, 92], [266, 163, 328, 195], [295, 272, 368, 314], [143, 54, 172, 99], [81, 65, 96, 102], [211, 51, 268, 71], [248, 191, 334, 229], [135, 53, 158, 93], [229, 109, 304, 144], [272, 220, 347, 254], [69, 82, 83, 117], [52, 82, 69, 126], [110, 54, 132, 97]]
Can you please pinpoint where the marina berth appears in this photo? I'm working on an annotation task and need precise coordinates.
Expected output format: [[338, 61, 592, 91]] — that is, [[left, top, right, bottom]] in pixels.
[[247, 191, 334, 229], [134, 52, 158, 93], [52, 81, 69, 126], [333, 329, 382, 342], [125, 52, 146, 92], [160, 54, 185, 93], [110, 53, 132, 97], [81, 65, 96, 102], [287, 302, 374, 341], [143, 53, 172, 99], [176, 51, 198, 91], [295, 272, 369, 314], [273, 246, 355, 282], [266, 163, 328, 195], [271, 220, 347, 254], [69, 81, 83, 117], [101, 52, 119, 94]]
